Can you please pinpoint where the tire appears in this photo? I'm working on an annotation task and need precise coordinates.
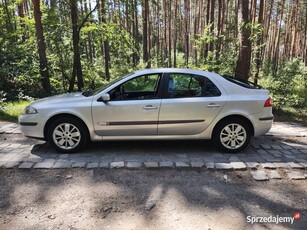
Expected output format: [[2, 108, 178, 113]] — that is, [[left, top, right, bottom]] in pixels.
[[213, 118, 251, 153], [47, 117, 89, 153]]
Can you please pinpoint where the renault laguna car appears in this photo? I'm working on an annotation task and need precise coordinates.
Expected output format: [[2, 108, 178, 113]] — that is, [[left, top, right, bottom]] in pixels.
[[19, 68, 273, 153]]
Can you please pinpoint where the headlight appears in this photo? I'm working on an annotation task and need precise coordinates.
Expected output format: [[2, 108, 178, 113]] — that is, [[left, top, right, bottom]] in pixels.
[[24, 106, 37, 114]]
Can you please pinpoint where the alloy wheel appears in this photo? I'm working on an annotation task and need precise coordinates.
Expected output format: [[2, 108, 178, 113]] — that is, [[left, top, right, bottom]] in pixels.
[[52, 123, 81, 150], [220, 123, 247, 150]]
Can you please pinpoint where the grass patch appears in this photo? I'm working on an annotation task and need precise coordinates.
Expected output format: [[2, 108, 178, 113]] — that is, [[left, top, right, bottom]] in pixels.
[[273, 107, 307, 125], [0, 101, 31, 122]]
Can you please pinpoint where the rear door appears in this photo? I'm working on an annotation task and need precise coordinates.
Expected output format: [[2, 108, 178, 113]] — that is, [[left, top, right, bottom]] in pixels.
[[158, 73, 227, 135]]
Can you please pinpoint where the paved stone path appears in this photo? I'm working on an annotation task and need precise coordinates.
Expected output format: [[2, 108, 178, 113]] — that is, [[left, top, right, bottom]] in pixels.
[[0, 123, 21, 134], [267, 122, 307, 137], [0, 122, 306, 181]]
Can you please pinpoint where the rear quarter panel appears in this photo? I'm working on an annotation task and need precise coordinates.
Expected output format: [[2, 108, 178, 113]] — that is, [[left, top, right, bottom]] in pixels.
[[198, 77, 272, 138]]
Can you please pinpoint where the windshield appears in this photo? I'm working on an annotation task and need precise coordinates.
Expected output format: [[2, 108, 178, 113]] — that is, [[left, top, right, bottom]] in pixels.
[[92, 73, 134, 96]]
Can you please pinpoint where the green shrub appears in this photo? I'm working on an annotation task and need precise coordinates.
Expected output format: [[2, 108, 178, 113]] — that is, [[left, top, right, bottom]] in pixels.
[[260, 59, 307, 108], [0, 101, 31, 121]]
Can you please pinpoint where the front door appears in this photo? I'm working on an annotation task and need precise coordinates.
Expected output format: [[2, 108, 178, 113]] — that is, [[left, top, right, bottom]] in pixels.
[[158, 73, 227, 135], [92, 73, 162, 136]]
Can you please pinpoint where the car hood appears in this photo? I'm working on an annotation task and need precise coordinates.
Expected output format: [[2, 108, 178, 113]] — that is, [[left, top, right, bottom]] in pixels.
[[31, 92, 85, 107]]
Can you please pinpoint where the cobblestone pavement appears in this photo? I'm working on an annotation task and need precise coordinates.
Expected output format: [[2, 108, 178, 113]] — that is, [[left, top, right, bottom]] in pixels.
[[0, 122, 306, 181], [267, 122, 307, 137]]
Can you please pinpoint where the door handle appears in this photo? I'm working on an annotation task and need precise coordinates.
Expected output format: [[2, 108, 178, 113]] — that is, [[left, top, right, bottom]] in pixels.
[[206, 103, 221, 108], [143, 105, 158, 110]]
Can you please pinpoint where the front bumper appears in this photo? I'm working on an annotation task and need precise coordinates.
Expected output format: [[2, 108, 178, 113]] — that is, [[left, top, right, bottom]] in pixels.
[[19, 122, 38, 126], [19, 114, 45, 139]]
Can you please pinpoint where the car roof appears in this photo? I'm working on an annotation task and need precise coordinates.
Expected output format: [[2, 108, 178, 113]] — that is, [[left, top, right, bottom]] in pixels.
[[134, 68, 217, 77]]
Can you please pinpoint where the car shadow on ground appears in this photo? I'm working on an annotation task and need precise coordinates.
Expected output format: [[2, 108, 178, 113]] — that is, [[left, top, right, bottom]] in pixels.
[[30, 135, 307, 156], [89, 139, 216, 154], [26, 136, 307, 169], [33, 139, 217, 156]]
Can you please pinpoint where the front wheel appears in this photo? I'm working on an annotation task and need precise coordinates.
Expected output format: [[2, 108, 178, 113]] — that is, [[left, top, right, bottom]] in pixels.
[[47, 117, 89, 153], [213, 119, 251, 153]]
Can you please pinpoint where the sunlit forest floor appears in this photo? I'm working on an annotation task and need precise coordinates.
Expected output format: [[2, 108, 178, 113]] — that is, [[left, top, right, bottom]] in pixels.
[[0, 169, 306, 230]]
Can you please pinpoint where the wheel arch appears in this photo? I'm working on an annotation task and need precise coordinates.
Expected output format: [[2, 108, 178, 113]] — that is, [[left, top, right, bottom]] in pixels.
[[212, 114, 255, 137], [44, 113, 90, 141]]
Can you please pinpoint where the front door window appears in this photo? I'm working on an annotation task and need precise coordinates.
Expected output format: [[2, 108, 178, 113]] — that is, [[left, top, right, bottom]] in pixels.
[[109, 74, 161, 101]]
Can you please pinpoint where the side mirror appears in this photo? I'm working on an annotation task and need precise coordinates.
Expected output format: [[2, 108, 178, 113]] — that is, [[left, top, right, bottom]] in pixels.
[[100, 93, 110, 102]]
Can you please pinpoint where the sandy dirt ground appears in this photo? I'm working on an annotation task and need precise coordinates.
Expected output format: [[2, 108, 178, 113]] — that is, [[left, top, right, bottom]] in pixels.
[[0, 169, 306, 230], [1, 123, 307, 230]]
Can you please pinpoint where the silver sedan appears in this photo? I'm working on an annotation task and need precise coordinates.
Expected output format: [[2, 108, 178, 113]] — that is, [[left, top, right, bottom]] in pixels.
[[19, 68, 273, 153]]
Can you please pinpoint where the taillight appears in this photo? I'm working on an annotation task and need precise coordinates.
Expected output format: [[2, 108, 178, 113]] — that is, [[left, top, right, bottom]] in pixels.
[[264, 97, 272, 107]]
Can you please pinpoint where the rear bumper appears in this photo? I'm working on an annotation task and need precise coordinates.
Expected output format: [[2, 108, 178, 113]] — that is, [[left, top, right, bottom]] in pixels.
[[250, 107, 273, 136], [248, 113, 273, 136], [259, 116, 274, 121], [254, 119, 273, 136]]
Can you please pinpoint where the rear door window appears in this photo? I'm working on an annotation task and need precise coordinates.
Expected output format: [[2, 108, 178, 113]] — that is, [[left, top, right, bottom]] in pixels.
[[167, 73, 221, 98]]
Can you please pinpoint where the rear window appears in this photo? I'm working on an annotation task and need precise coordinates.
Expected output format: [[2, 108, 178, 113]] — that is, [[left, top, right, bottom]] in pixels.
[[222, 75, 262, 89]]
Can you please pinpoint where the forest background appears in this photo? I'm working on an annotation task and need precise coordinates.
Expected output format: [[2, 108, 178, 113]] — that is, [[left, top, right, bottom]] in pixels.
[[0, 0, 307, 122]]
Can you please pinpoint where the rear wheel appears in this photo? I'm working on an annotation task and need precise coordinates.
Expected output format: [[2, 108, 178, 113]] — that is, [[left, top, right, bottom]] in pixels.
[[47, 117, 89, 153], [213, 118, 251, 153]]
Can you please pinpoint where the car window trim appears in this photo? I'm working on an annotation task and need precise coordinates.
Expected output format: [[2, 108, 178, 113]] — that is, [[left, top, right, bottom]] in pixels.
[[106, 73, 165, 101], [162, 73, 222, 99]]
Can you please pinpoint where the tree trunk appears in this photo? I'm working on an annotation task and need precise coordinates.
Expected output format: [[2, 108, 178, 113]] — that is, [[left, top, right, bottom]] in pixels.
[[216, 0, 223, 59], [184, 0, 189, 66], [69, 0, 83, 92], [142, 0, 149, 67], [234, 0, 238, 38], [32, 0, 51, 94], [168, 0, 172, 67], [148, 1, 151, 68], [254, 0, 265, 85], [156, 1, 161, 65], [99, 0, 111, 81], [273, 0, 285, 75], [204, 0, 210, 59], [125, 0, 129, 32], [220, 0, 225, 53], [173, 0, 178, 67], [87, 0, 94, 62], [132, 0, 140, 66], [193, 0, 198, 65], [83, 0, 89, 61], [18, 0, 26, 42], [209, 0, 214, 52], [268, 17, 277, 62], [235, 0, 252, 80], [198, 0, 204, 61], [290, 0, 299, 58], [250, 0, 257, 23], [225, 0, 230, 48], [304, 5, 307, 65], [163, 0, 167, 66]]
